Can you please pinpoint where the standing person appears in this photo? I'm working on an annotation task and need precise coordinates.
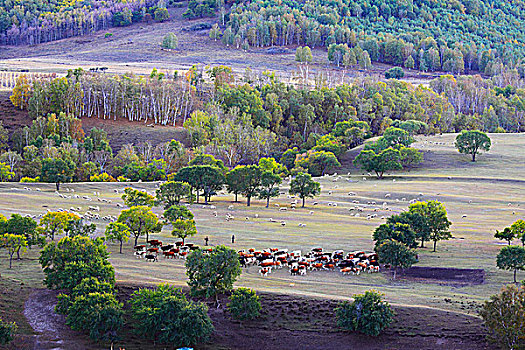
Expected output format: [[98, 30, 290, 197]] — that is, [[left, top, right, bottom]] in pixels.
[[231, 234, 235, 244], [204, 236, 209, 246]]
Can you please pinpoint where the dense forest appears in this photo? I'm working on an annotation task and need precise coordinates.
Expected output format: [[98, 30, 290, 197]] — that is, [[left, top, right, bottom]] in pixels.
[[214, 0, 525, 75], [0, 0, 167, 45]]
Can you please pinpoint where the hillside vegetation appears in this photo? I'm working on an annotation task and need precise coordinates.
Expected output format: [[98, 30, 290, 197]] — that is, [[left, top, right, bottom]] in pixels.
[[216, 0, 525, 75]]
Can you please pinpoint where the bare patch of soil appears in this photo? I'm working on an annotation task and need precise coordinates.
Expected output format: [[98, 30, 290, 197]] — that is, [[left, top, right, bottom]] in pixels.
[[399, 266, 485, 285], [23, 289, 94, 350]]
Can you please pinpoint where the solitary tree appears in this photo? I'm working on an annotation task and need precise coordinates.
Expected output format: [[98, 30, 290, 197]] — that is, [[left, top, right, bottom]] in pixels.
[[289, 172, 321, 207], [164, 205, 197, 245], [336, 290, 394, 336], [104, 222, 131, 254], [186, 245, 241, 306], [376, 239, 418, 279], [117, 206, 162, 246], [122, 187, 155, 207], [455, 130, 491, 162], [497, 245, 525, 283], [40, 212, 80, 240], [161, 32, 178, 49], [495, 227, 517, 245], [480, 284, 525, 350], [407, 201, 451, 251], [237, 165, 262, 206], [0, 234, 27, 268], [155, 181, 190, 209], [353, 147, 402, 179], [258, 171, 282, 208], [510, 219, 525, 247], [41, 158, 75, 191]]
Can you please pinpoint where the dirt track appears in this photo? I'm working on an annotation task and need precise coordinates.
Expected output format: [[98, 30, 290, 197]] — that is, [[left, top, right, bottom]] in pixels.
[[23, 289, 92, 350]]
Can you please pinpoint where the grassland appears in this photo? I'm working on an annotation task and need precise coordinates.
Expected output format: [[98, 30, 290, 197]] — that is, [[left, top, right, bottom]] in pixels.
[[0, 133, 523, 321]]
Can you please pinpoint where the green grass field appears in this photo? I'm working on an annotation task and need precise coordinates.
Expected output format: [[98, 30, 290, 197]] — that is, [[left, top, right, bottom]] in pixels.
[[0, 133, 524, 321]]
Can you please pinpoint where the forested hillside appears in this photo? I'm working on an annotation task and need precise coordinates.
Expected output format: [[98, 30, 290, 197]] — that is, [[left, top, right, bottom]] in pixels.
[[0, 0, 169, 45], [215, 0, 525, 75]]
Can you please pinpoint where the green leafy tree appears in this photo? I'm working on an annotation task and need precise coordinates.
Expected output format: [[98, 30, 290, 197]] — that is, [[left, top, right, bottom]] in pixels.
[[154, 7, 169, 22], [297, 150, 341, 176], [510, 219, 525, 247], [385, 67, 404, 79], [41, 157, 75, 191], [480, 284, 525, 350], [122, 187, 155, 207], [280, 147, 299, 171], [0, 214, 43, 257], [39, 236, 115, 290], [131, 284, 213, 346], [105, 222, 131, 254], [64, 219, 96, 238], [455, 130, 491, 162], [228, 288, 261, 320], [0, 318, 17, 345], [186, 245, 241, 305], [40, 211, 79, 240], [408, 201, 452, 251], [56, 277, 115, 315], [496, 227, 517, 245], [376, 239, 418, 279], [174, 165, 225, 204], [353, 147, 402, 179], [164, 205, 197, 245], [289, 172, 321, 207], [258, 171, 282, 208], [225, 167, 244, 202], [399, 146, 423, 168], [226, 165, 262, 206], [336, 290, 394, 336], [117, 206, 162, 246], [155, 181, 190, 209], [65, 292, 123, 341], [497, 246, 525, 283], [373, 222, 418, 249], [161, 32, 178, 49], [0, 234, 27, 268]]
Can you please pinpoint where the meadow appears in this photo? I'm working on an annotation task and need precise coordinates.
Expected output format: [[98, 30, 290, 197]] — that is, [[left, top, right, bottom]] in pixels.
[[0, 133, 523, 320]]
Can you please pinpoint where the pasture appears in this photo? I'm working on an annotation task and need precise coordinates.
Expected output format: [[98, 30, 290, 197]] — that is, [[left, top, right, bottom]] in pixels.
[[0, 133, 524, 320]]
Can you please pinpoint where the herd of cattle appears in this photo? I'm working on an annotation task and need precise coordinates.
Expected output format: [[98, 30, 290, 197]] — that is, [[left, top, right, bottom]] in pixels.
[[133, 240, 381, 277]]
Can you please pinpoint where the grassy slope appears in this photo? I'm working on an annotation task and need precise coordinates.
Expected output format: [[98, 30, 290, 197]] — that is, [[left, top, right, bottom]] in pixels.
[[0, 133, 523, 318]]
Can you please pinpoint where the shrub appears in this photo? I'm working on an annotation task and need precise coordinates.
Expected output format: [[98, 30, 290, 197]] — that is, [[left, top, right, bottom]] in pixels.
[[336, 290, 394, 336], [65, 292, 123, 341], [104, 33, 113, 38], [56, 277, 115, 315], [130, 284, 213, 347], [385, 67, 404, 79], [161, 33, 179, 49], [20, 176, 39, 183], [0, 318, 17, 345], [228, 288, 261, 320], [154, 7, 170, 22], [39, 236, 115, 291], [90, 172, 116, 182], [480, 284, 525, 350], [117, 175, 129, 182]]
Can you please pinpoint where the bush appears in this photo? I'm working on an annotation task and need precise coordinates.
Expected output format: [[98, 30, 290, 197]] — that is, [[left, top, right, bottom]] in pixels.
[[161, 32, 179, 49], [228, 288, 261, 320], [104, 33, 113, 38], [480, 284, 525, 350], [56, 277, 115, 315], [0, 318, 17, 345], [39, 236, 115, 291], [336, 290, 394, 336], [65, 292, 123, 341], [130, 284, 213, 347], [20, 176, 39, 182], [90, 172, 116, 182], [385, 67, 404, 79], [154, 7, 170, 22]]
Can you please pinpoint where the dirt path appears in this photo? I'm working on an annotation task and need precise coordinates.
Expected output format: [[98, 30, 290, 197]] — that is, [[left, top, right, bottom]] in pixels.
[[23, 289, 92, 350]]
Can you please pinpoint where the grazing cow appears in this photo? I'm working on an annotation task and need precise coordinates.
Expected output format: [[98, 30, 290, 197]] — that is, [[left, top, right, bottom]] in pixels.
[[134, 245, 146, 251], [147, 247, 159, 254], [145, 254, 158, 262], [259, 267, 271, 276], [290, 266, 300, 276], [160, 244, 174, 252]]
